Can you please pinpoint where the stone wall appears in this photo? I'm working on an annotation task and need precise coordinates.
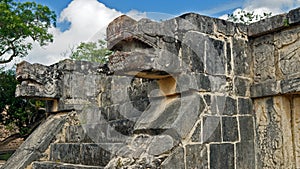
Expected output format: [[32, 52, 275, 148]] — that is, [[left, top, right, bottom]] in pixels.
[[249, 7, 300, 169], [103, 12, 254, 169], [3, 7, 300, 169]]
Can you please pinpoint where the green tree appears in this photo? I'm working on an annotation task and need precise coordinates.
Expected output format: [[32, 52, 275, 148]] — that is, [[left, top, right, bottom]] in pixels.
[[0, 0, 56, 64], [0, 69, 46, 148], [0, 0, 54, 149], [70, 40, 113, 64], [227, 9, 272, 25]]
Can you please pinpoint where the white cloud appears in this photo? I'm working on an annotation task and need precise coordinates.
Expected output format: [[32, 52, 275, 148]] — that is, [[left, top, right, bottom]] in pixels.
[[243, 0, 295, 12], [220, 0, 300, 22], [23, 0, 124, 65], [126, 10, 147, 21]]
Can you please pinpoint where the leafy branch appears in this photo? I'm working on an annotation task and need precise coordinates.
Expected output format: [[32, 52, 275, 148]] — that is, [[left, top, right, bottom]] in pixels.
[[0, 0, 56, 64], [70, 40, 113, 64], [227, 9, 272, 25]]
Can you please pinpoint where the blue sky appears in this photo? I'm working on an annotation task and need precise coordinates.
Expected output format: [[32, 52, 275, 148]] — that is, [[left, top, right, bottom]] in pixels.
[[95, 0, 243, 16], [20, 0, 299, 34], [24, 0, 244, 17], [20, 0, 246, 31], [10, 0, 300, 66]]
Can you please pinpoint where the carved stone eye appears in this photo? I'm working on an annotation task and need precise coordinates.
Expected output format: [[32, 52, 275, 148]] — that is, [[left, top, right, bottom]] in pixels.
[[44, 81, 56, 96]]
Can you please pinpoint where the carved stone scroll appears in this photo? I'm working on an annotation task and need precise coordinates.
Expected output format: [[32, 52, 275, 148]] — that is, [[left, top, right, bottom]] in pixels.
[[293, 97, 300, 168], [254, 96, 295, 169]]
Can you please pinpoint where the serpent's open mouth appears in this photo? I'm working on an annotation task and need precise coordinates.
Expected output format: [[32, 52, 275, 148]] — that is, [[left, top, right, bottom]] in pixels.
[[15, 61, 61, 99]]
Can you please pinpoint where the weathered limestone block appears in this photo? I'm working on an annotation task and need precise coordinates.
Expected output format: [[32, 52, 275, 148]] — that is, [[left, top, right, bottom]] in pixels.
[[202, 116, 221, 143], [105, 134, 173, 168], [252, 35, 276, 82], [108, 50, 178, 76], [239, 116, 254, 142], [65, 125, 93, 143], [209, 95, 225, 115], [236, 141, 255, 169], [180, 41, 204, 73], [134, 93, 205, 140], [210, 143, 234, 169], [147, 135, 174, 155], [107, 14, 181, 52], [81, 144, 112, 166], [182, 31, 226, 75], [254, 96, 295, 169], [33, 161, 104, 169], [96, 76, 112, 106], [205, 37, 226, 75], [175, 73, 200, 92], [234, 76, 251, 96], [50, 143, 114, 167], [233, 38, 250, 77], [97, 123, 128, 143], [50, 143, 81, 164], [236, 116, 256, 168], [107, 15, 138, 50], [176, 13, 215, 35], [252, 17, 300, 83], [104, 76, 131, 105], [222, 116, 238, 142], [280, 77, 300, 94], [274, 26, 300, 49], [250, 80, 281, 98], [288, 7, 300, 24], [238, 98, 253, 115], [139, 18, 175, 38], [79, 107, 129, 143], [201, 116, 239, 144], [176, 12, 246, 37], [211, 95, 237, 115], [117, 101, 146, 120], [215, 18, 236, 36], [248, 14, 288, 37], [109, 119, 135, 136], [191, 121, 202, 142], [118, 134, 175, 158], [278, 37, 300, 77], [251, 77, 300, 98], [185, 144, 208, 169], [209, 75, 227, 93], [160, 146, 185, 169]]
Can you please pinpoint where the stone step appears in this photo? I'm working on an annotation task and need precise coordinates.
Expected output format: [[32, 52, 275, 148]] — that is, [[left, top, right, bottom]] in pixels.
[[32, 161, 104, 169], [50, 143, 123, 167], [66, 123, 129, 143], [65, 125, 93, 143]]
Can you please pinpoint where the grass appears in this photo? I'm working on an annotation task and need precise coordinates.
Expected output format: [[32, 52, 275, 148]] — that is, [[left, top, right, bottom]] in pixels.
[[0, 151, 14, 160]]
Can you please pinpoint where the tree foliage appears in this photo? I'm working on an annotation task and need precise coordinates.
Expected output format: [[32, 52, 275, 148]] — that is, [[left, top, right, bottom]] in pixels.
[[70, 40, 113, 64], [0, 69, 46, 147], [0, 0, 56, 64], [227, 9, 272, 25]]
